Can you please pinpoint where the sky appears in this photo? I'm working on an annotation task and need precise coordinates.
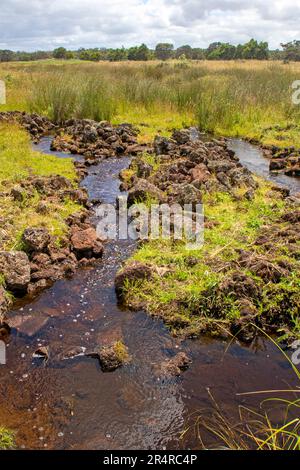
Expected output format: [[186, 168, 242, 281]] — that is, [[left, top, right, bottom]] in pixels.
[[0, 0, 299, 51]]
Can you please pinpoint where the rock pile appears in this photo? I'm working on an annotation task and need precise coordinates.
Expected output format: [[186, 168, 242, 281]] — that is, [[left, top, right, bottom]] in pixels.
[[51, 119, 149, 163], [262, 144, 300, 176], [122, 129, 258, 206], [0, 217, 103, 304]]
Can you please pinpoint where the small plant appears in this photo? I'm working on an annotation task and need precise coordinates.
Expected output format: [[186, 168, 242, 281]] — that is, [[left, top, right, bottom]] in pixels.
[[0, 427, 15, 450]]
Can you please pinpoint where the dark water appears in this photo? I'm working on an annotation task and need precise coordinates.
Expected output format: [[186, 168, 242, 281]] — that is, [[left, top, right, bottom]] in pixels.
[[228, 139, 300, 194], [0, 138, 298, 450]]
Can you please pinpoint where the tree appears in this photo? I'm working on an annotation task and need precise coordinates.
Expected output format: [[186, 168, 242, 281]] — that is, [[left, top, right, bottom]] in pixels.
[[281, 41, 300, 62], [155, 43, 174, 61], [191, 48, 205, 60], [0, 50, 14, 62], [206, 42, 222, 58], [128, 44, 150, 61], [207, 43, 236, 60], [53, 47, 68, 59], [235, 44, 244, 59], [241, 39, 269, 60], [107, 47, 128, 61]]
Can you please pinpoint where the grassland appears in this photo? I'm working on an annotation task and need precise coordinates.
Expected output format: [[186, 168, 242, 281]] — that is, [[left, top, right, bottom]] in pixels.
[[1, 59, 300, 146]]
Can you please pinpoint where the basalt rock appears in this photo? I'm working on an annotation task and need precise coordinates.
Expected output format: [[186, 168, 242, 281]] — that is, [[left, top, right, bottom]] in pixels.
[[231, 315, 258, 343], [86, 341, 131, 372], [261, 144, 300, 177], [51, 119, 142, 162], [159, 352, 191, 377], [22, 227, 51, 252], [115, 262, 154, 300], [127, 179, 167, 205], [136, 129, 257, 198], [70, 227, 103, 259]]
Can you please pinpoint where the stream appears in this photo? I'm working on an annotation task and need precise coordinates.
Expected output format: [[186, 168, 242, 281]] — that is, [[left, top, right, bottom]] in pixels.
[[228, 139, 300, 194], [0, 138, 299, 450]]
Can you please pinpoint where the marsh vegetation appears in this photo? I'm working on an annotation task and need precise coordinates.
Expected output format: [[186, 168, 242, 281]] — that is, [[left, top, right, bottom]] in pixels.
[[1, 60, 300, 146]]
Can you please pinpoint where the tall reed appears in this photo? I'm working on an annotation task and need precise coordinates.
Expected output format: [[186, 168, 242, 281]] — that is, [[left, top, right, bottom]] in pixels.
[[10, 59, 300, 142], [29, 71, 116, 123]]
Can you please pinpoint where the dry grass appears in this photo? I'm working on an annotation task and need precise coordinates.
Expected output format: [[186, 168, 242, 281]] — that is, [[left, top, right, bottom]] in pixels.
[[1, 60, 300, 145]]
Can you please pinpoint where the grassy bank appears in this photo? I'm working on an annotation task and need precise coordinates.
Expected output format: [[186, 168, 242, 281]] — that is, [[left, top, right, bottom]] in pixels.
[[0, 123, 81, 250], [1, 60, 300, 146], [119, 151, 300, 342]]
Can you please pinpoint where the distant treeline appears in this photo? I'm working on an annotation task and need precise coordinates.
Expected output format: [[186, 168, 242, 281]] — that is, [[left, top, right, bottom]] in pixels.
[[1, 39, 300, 62]]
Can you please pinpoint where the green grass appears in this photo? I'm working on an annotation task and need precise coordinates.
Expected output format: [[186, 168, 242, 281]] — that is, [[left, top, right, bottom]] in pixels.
[[0, 427, 15, 450], [0, 123, 76, 182], [0, 123, 82, 249]]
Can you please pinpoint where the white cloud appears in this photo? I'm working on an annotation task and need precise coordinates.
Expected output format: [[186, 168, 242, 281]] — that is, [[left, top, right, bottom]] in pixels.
[[0, 0, 299, 51]]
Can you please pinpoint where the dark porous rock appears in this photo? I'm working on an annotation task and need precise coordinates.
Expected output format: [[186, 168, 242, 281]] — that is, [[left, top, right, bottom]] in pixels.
[[27, 279, 50, 296], [190, 163, 210, 184], [269, 159, 287, 171], [154, 136, 173, 155], [0, 111, 55, 140], [281, 210, 300, 224], [230, 315, 258, 343], [115, 261, 154, 300], [171, 183, 202, 206], [159, 352, 191, 377], [51, 119, 139, 161], [11, 185, 26, 202], [71, 227, 103, 259], [127, 179, 167, 205], [172, 129, 192, 145], [136, 160, 153, 178], [86, 341, 131, 372], [271, 185, 290, 198], [0, 250, 31, 293], [22, 227, 51, 252], [36, 201, 49, 214]]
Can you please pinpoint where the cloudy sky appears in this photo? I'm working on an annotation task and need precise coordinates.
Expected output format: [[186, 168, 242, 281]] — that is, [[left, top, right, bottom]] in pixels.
[[0, 0, 299, 51]]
